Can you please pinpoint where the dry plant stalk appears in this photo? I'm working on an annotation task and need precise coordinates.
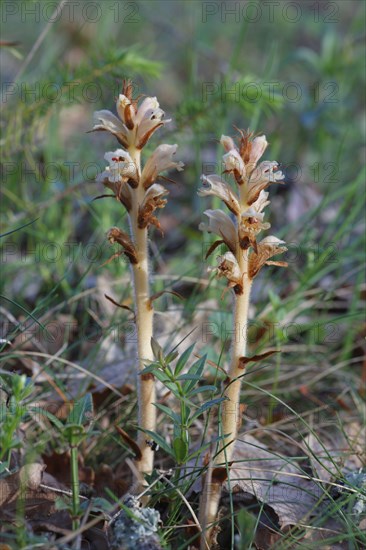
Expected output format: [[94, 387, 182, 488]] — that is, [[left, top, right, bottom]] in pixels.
[[198, 130, 287, 542], [91, 81, 183, 478]]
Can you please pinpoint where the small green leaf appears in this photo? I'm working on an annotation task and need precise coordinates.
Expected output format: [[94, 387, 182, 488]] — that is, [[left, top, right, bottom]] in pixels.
[[176, 374, 202, 381], [88, 497, 114, 513], [29, 406, 64, 431], [140, 363, 159, 375], [165, 350, 179, 363], [174, 343, 195, 375], [187, 385, 218, 397], [190, 396, 227, 423], [173, 437, 189, 464], [55, 497, 70, 511], [66, 394, 93, 426], [151, 369, 171, 384], [182, 355, 206, 394], [154, 403, 181, 425], [150, 337, 164, 362]]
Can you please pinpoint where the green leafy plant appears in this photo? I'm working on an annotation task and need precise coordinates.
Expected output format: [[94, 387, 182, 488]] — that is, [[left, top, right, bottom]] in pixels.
[[32, 393, 94, 531], [0, 373, 34, 472], [142, 338, 225, 466]]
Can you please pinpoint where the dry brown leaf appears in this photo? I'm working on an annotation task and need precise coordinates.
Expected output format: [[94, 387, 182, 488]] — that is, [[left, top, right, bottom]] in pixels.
[[0, 463, 67, 528], [226, 434, 322, 528], [303, 421, 365, 483]]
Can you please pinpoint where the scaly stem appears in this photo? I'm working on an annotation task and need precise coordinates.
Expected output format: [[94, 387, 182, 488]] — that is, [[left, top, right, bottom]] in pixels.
[[128, 147, 156, 478], [217, 262, 252, 465], [218, 192, 252, 464], [202, 217, 252, 544]]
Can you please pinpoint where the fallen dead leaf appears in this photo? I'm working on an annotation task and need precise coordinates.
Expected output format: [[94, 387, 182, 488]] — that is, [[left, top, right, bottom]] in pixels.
[[226, 434, 322, 529], [303, 421, 366, 484]]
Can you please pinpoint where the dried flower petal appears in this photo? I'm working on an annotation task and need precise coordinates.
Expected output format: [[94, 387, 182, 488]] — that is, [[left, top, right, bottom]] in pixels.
[[107, 227, 138, 264], [138, 184, 169, 229], [208, 251, 242, 288], [248, 236, 287, 278], [96, 170, 133, 211]]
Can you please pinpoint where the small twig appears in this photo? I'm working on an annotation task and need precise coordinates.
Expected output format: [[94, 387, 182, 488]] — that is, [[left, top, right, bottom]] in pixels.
[[39, 483, 88, 499], [137, 470, 167, 500]]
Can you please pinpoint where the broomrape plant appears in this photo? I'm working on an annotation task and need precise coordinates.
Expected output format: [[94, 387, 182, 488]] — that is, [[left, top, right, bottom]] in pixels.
[[90, 84, 287, 542], [198, 130, 287, 539], [91, 81, 183, 479]]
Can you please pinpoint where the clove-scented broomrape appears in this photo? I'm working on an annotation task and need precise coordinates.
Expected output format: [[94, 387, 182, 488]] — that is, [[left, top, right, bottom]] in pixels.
[[198, 130, 287, 540], [91, 81, 183, 478]]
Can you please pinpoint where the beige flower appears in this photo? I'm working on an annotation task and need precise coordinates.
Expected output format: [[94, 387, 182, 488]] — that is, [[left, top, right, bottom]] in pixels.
[[220, 134, 236, 152], [199, 209, 237, 252], [221, 132, 268, 185], [141, 144, 184, 189], [246, 161, 285, 205], [116, 94, 135, 129], [198, 175, 240, 215], [102, 150, 138, 182], [249, 189, 271, 212], [92, 110, 129, 148], [91, 81, 171, 150], [248, 236, 287, 279], [248, 135, 268, 165], [222, 149, 246, 185], [239, 190, 271, 248], [216, 131, 285, 205], [135, 97, 170, 149], [96, 149, 137, 210]]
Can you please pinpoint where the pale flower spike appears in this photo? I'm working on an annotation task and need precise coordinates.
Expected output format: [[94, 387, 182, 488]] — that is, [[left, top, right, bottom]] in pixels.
[[198, 129, 287, 544], [91, 81, 183, 486]]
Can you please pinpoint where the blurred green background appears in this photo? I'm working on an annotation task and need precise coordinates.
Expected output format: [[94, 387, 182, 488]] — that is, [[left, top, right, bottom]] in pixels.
[[1, 0, 365, 398]]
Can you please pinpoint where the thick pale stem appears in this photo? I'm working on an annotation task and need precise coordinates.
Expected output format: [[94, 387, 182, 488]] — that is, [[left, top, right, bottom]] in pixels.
[[217, 270, 252, 465], [129, 147, 156, 477], [202, 207, 252, 544]]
